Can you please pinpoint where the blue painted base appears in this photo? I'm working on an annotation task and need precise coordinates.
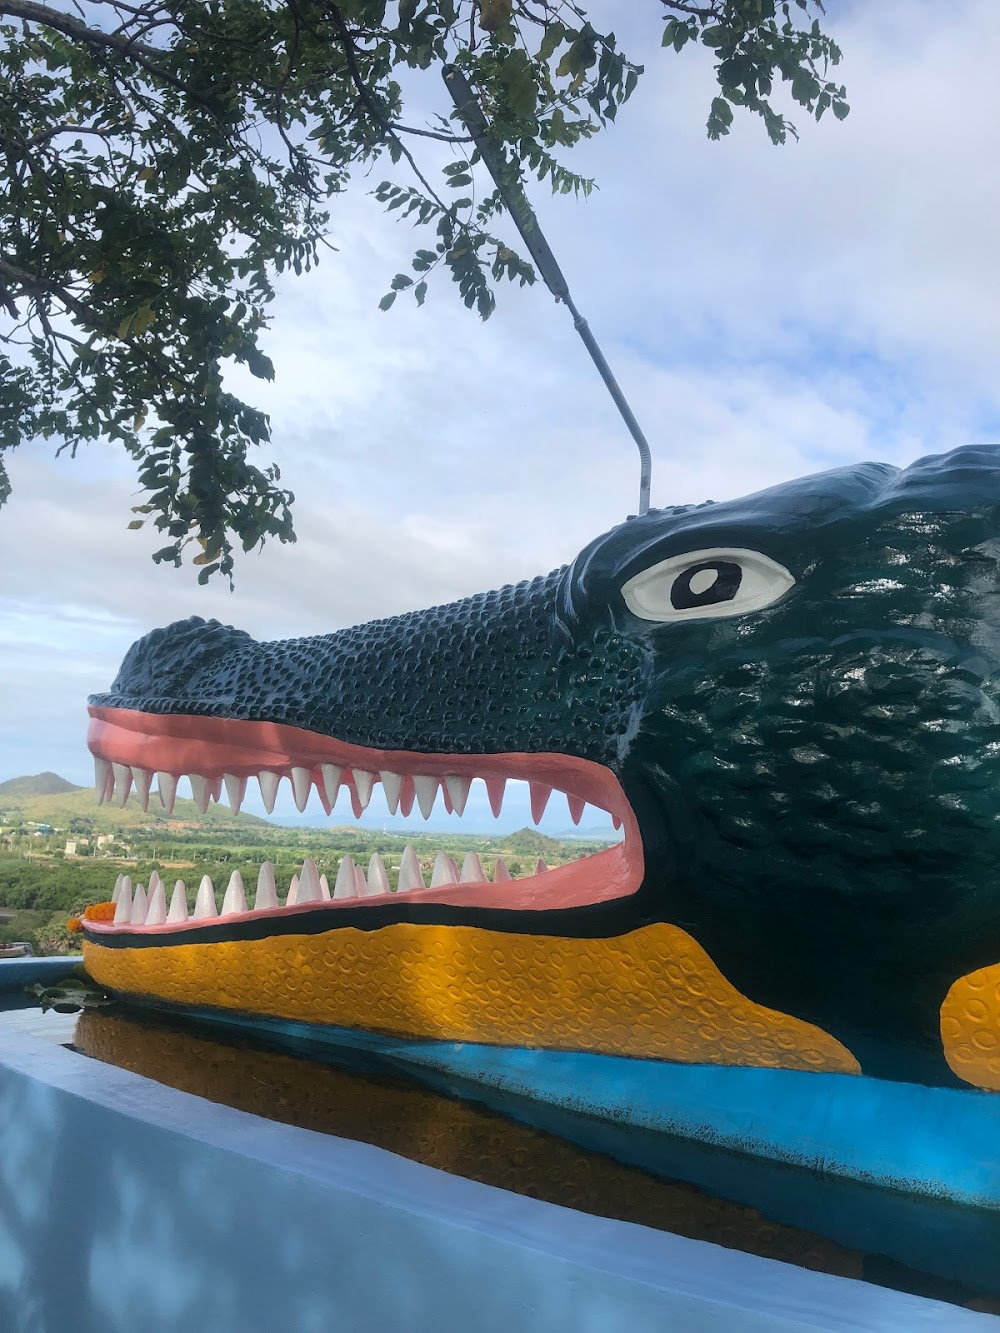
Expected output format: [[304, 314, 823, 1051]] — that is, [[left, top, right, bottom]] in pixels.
[[123, 1000, 1000, 1301], [143, 1002, 1000, 1205]]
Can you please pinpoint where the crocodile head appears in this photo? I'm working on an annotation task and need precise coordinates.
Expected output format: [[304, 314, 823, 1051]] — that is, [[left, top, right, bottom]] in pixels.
[[84, 445, 1000, 1087]]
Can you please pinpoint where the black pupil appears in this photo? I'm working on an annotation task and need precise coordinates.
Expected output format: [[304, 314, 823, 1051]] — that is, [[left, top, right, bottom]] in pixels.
[[670, 560, 742, 610]]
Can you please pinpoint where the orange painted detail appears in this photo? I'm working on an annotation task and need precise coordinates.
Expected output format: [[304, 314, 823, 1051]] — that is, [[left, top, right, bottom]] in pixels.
[[83, 922, 859, 1073], [941, 962, 1000, 1090]]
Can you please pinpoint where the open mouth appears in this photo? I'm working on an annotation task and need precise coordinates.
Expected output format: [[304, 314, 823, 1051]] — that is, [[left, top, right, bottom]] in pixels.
[[85, 706, 644, 935]]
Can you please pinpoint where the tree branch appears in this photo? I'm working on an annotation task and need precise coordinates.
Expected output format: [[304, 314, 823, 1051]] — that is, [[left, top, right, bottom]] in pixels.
[[0, 0, 160, 57]]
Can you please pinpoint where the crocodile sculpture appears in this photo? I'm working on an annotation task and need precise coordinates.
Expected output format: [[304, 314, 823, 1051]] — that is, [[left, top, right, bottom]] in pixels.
[[82, 445, 1000, 1198]]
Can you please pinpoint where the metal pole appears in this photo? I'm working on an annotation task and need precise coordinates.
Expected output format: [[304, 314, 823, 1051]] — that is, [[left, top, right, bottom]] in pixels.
[[442, 64, 652, 516]]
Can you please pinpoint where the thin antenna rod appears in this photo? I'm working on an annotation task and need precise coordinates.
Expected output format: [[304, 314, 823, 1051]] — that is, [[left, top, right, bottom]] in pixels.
[[442, 64, 651, 516]]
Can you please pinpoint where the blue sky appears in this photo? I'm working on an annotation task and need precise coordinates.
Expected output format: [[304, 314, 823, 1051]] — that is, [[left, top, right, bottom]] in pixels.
[[1, 0, 999, 833]]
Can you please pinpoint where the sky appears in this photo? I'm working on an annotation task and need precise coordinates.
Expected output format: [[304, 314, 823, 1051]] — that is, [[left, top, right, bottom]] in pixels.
[[1, 0, 999, 833]]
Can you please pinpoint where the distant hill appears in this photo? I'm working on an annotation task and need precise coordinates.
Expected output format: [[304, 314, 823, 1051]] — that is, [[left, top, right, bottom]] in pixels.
[[0, 772, 83, 798], [0, 774, 269, 831]]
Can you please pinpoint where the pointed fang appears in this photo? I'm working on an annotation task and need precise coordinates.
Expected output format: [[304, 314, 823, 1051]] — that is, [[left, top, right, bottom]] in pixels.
[[254, 863, 277, 911], [485, 777, 506, 818], [430, 851, 459, 888], [157, 772, 177, 814], [397, 845, 424, 893], [529, 782, 552, 825], [291, 767, 313, 813], [193, 875, 218, 919], [460, 852, 486, 883], [113, 877, 132, 924], [259, 771, 281, 814], [444, 776, 470, 817], [334, 856, 356, 899], [221, 870, 247, 916], [94, 755, 112, 805], [297, 858, 323, 905], [380, 771, 402, 815], [112, 762, 132, 807], [189, 775, 211, 814], [167, 881, 188, 923], [413, 775, 438, 820], [366, 854, 390, 896], [145, 879, 167, 926], [224, 773, 247, 815]]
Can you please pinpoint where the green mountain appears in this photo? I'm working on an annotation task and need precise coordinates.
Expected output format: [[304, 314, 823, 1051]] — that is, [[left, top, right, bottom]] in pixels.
[[0, 774, 269, 831], [0, 772, 83, 798]]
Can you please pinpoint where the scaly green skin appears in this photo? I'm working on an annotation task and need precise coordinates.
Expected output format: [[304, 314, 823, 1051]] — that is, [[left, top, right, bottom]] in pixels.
[[92, 445, 1000, 1086]]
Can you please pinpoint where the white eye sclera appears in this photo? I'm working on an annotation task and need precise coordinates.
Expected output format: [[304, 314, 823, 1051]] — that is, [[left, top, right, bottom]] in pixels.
[[621, 547, 795, 623]]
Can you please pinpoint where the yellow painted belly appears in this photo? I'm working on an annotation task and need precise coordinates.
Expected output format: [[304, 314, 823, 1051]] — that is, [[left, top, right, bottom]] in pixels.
[[84, 921, 859, 1074]]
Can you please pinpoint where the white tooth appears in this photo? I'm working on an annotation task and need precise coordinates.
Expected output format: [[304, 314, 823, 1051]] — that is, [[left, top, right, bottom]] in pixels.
[[321, 764, 343, 808], [493, 858, 512, 883], [444, 775, 471, 817], [130, 883, 148, 924], [112, 762, 132, 807], [320, 873, 331, 900], [111, 873, 124, 904], [131, 766, 152, 811], [167, 881, 188, 922], [291, 767, 313, 813], [352, 769, 375, 812], [413, 775, 439, 820], [430, 851, 459, 887], [534, 858, 549, 875], [334, 856, 357, 899], [460, 852, 486, 883], [567, 793, 586, 826], [157, 772, 177, 814], [254, 863, 277, 911], [113, 877, 132, 924], [380, 771, 402, 815], [529, 782, 552, 825], [189, 775, 211, 814], [286, 873, 299, 906], [366, 854, 389, 896], [145, 879, 167, 926], [193, 875, 218, 919], [221, 870, 247, 915], [209, 777, 223, 804], [224, 773, 247, 815], [397, 845, 424, 892], [147, 870, 162, 898], [94, 755, 112, 805], [297, 858, 323, 904], [485, 777, 506, 818], [258, 771, 281, 814], [354, 865, 367, 895]]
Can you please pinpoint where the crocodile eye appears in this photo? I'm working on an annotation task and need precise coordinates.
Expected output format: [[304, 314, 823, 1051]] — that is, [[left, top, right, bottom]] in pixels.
[[621, 547, 795, 623]]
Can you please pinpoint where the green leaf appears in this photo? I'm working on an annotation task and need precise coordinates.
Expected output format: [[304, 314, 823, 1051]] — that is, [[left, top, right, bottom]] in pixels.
[[701, 25, 726, 49], [378, 291, 397, 311], [414, 280, 427, 306]]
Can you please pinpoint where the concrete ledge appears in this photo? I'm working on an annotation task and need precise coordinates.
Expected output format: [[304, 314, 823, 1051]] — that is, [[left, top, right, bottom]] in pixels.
[[1, 1028, 995, 1333]]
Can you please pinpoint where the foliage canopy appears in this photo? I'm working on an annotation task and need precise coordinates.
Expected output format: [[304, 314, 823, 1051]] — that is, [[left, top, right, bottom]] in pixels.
[[0, 0, 847, 580]]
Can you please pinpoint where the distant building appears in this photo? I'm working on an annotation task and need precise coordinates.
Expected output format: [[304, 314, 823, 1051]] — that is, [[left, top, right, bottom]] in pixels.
[[96, 834, 115, 848], [64, 840, 78, 857]]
